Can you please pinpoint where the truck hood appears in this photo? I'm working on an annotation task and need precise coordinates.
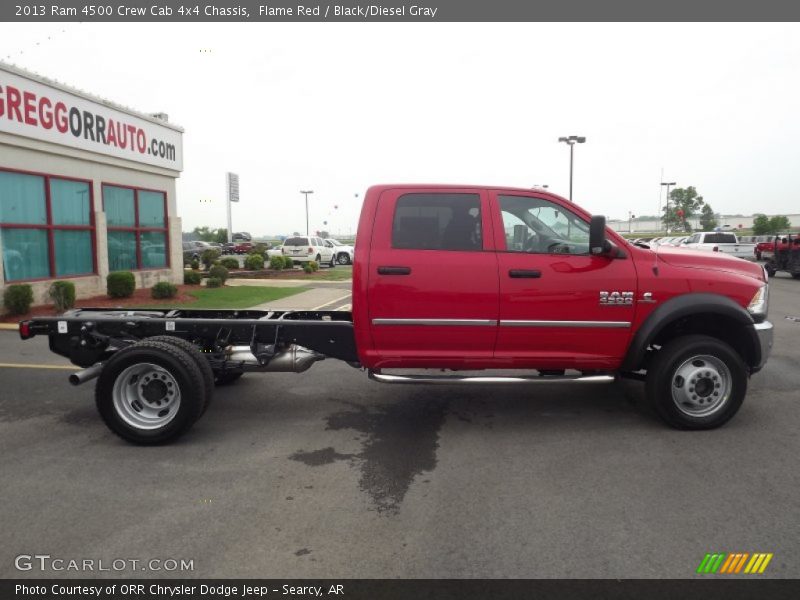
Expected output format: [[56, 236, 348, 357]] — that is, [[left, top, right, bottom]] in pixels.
[[654, 245, 765, 281]]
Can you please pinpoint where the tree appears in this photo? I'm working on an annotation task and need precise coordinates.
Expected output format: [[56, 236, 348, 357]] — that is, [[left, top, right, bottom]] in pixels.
[[752, 214, 770, 235], [192, 226, 228, 243], [662, 186, 705, 233], [753, 214, 791, 235], [769, 215, 791, 233], [699, 204, 717, 230]]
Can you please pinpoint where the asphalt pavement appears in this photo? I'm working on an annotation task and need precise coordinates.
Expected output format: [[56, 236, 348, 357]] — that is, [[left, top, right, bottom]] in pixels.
[[0, 275, 798, 578]]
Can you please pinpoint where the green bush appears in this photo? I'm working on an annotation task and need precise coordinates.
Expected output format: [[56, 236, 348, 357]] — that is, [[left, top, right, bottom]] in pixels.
[[250, 243, 269, 257], [308, 260, 319, 272], [107, 271, 136, 298], [151, 281, 178, 299], [184, 270, 202, 285], [3, 284, 34, 316], [201, 248, 221, 270], [303, 263, 314, 274], [269, 255, 285, 270], [244, 254, 265, 270], [208, 264, 229, 283], [206, 277, 223, 288], [48, 281, 76, 312], [282, 255, 295, 269], [190, 258, 200, 270], [220, 257, 240, 270]]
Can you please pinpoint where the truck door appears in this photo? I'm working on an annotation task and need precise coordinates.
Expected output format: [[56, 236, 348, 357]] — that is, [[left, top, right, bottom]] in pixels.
[[366, 188, 499, 367], [490, 191, 637, 369]]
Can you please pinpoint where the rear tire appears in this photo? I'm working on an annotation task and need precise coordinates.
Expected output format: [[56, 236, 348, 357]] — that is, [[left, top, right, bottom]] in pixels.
[[146, 336, 214, 416], [765, 264, 776, 277], [95, 340, 207, 445], [792, 273, 800, 280], [645, 335, 747, 430], [329, 254, 336, 268], [337, 253, 350, 265]]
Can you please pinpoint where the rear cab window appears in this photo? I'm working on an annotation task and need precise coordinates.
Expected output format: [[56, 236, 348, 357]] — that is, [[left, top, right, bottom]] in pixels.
[[392, 193, 483, 251], [284, 237, 310, 246]]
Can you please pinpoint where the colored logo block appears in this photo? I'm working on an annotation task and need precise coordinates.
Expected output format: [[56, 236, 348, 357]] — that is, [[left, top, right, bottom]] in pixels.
[[697, 553, 773, 574]]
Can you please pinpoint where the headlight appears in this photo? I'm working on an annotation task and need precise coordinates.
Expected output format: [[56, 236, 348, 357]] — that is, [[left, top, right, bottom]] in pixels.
[[747, 284, 769, 320]]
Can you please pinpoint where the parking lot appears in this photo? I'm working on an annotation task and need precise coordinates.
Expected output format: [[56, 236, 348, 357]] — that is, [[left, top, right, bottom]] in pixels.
[[0, 275, 798, 579]]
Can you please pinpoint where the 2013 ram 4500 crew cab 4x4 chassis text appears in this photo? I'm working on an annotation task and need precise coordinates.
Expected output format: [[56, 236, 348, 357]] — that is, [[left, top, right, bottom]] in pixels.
[[19, 184, 774, 444]]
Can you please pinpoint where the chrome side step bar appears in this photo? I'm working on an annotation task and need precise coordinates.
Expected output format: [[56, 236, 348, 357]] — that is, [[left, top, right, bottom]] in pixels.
[[368, 371, 614, 385]]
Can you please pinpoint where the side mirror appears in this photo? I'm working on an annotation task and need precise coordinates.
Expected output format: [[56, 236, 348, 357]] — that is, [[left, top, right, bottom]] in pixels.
[[589, 215, 612, 256]]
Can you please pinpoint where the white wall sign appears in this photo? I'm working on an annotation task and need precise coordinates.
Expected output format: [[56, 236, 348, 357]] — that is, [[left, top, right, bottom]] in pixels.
[[0, 67, 183, 170], [227, 172, 240, 203]]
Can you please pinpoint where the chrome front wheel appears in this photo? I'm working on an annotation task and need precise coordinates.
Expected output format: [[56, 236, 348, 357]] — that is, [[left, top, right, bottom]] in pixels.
[[670, 355, 731, 418]]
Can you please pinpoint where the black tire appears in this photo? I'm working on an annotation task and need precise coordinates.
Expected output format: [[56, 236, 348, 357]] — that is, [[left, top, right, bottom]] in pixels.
[[337, 253, 350, 265], [765, 264, 776, 278], [146, 336, 214, 416], [329, 254, 336, 268], [756, 251, 762, 261], [792, 273, 800, 280], [95, 340, 207, 445], [315, 254, 321, 265], [645, 334, 747, 430], [214, 371, 244, 386]]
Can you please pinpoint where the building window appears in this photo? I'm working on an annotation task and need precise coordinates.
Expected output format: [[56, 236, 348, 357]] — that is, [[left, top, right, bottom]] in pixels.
[[103, 185, 168, 271], [0, 169, 95, 282]]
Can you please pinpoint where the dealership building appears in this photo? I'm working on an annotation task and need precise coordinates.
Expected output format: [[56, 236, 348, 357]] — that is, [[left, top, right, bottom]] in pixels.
[[0, 62, 184, 311]]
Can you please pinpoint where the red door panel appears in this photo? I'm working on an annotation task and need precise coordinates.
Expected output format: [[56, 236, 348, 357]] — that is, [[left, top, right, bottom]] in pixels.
[[366, 187, 499, 368], [489, 190, 638, 369]]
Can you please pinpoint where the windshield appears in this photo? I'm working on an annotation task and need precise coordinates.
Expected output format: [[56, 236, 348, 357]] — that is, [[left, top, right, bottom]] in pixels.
[[327, 239, 343, 246], [284, 237, 309, 246]]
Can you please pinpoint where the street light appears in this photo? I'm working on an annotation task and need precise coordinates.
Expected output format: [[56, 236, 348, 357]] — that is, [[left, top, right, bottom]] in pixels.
[[661, 181, 676, 233], [300, 190, 314, 236], [557, 136, 586, 202]]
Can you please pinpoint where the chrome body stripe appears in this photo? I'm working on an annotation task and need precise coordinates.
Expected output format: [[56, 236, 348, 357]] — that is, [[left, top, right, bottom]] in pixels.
[[499, 320, 631, 328], [371, 318, 631, 328], [371, 318, 496, 327]]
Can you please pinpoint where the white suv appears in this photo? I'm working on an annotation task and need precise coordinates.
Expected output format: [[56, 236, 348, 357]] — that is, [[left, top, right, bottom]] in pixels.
[[281, 236, 335, 267], [324, 238, 354, 265]]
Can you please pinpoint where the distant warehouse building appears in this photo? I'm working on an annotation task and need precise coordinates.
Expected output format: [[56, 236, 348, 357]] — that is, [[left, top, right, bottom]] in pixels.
[[0, 62, 183, 310]]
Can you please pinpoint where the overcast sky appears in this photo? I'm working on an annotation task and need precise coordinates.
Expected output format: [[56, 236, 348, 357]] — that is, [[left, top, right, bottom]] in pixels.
[[2, 22, 799, 236]]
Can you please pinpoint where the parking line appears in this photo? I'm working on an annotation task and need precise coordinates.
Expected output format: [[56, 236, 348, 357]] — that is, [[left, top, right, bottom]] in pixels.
[[0, 363, 75, 370], [312, 294, 352, 311]]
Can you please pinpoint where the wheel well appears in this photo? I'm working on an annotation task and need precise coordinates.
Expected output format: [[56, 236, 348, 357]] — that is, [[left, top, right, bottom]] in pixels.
[[647, 313, 756, 369]]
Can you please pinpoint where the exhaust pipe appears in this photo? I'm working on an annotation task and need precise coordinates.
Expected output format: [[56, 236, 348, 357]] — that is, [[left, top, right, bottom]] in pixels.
[[226, 344, 324, 373], [69, 363, 104, 386]]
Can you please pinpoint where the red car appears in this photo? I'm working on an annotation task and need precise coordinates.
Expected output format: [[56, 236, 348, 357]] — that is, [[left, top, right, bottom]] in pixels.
[[233, 241, 253, 254], [755, 234, 791, 260]]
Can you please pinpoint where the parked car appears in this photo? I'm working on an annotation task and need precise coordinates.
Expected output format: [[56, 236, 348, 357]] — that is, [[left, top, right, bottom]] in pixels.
[[233, 242, 254, 254], [182, 241, 212, 263], [763, 233, 800, 278], [20, 183, 773, 444], [221, 242, 237, 255], [280, 236, 335, 267], [754, 235, 788, 261], [324, 238, 354, 265], [682, 232, 756, 260]]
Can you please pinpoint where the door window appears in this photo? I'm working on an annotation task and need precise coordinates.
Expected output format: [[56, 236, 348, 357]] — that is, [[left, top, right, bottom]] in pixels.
[[392, 193, 482, 251], [498, 195, 590, 255]]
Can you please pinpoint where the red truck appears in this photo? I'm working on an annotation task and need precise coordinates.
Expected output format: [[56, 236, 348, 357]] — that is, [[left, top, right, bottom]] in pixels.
[[19, 185, 773, 444]]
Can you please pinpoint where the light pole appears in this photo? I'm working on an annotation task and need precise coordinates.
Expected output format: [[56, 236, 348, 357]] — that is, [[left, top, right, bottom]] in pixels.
[[558, 135, 586, 201], [661, 181, 676, 233], [300, 190, 313, 236]]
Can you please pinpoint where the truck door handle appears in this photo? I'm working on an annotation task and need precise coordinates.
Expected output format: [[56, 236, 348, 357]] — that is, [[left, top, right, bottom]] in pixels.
[[509, 269, 541, 279], [377, 266, 411, 275]]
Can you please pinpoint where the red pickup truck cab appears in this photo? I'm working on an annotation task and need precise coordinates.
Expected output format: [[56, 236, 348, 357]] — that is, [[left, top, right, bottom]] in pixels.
[[20, 184, 774, 444]]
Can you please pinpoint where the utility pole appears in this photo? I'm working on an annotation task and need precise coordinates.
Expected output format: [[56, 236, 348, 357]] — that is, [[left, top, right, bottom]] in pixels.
[[557, 136, 586, 201], [300, 190, 314, 236], [661, 181, 676, 234]]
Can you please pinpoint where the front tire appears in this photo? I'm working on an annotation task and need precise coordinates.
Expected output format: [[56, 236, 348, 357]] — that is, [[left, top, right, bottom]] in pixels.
[[645, 335, 747, 430], [95, 340, 207, 444], [329, 254, 336, 268], [337, 253, 350, 265]]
